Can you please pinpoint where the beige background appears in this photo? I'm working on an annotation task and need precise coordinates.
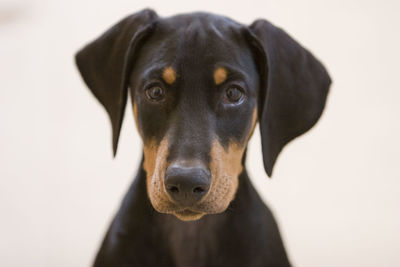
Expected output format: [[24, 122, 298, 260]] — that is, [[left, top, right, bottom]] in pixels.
[[1, 0, 399, 266]]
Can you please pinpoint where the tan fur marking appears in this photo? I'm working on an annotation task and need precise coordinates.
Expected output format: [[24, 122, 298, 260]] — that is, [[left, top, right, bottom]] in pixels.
[[197, 140, 245, 213], [143, 138, 171, 213], [132, 103, 142, 137], [247, 108, 258, 142], [162, 66, 176, 84], [214, 67, 228, 85]]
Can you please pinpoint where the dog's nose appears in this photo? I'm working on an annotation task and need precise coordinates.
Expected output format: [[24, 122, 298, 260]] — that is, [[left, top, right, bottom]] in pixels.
[[164, 164, 211, 207]]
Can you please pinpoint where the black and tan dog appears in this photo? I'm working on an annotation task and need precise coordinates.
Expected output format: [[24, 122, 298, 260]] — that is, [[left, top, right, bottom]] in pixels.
[[76, 9, 330, 267]]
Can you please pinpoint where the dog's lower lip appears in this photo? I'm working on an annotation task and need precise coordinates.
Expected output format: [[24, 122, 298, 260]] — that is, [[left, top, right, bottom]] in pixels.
[[175, 209, 201, 216]]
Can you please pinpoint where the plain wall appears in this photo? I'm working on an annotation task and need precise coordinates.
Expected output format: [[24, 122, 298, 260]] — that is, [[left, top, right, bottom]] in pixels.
[[1, 0, 399, 266]]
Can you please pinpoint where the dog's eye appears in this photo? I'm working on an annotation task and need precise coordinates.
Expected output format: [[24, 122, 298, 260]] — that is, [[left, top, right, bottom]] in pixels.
[[145, 86, 165, 101], [225, 87, 244, 104]]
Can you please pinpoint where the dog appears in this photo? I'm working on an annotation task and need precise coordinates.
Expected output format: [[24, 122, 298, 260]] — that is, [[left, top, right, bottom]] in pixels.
[[75, 9, 331, 267]]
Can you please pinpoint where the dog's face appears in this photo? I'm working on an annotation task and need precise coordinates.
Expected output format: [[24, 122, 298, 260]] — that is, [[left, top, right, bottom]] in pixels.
[[76, 10, 330, 221], [129, 16, 259, 220]]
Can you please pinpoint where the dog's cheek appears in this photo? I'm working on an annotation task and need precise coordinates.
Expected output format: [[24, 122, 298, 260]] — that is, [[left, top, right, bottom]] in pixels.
[[132, 102, 143, 138], [247, 108, 258, 142], [202, 140, 245, 213], [133, 103, 139, 128], [142, 140, 157, 198], [143, 138, 171, 212]]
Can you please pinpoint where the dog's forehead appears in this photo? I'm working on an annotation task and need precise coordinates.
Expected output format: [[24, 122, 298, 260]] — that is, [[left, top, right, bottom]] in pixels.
[[138, 13, 252, 72], [159, 12, 242, 39]]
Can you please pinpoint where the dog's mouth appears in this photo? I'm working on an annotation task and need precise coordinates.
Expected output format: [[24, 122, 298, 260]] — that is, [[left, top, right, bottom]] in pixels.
[[172, 208, 206, 221]]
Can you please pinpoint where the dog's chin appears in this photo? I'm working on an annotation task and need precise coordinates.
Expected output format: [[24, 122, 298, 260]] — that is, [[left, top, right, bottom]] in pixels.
[[150, 201, 208, 221], [151, 198, 232, 221], [172, 209, 206, 221]]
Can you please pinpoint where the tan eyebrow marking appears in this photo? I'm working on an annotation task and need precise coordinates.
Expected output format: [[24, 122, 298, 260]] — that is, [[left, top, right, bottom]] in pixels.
[[214, 67, 228, 85], [162, 66, 176, 84]]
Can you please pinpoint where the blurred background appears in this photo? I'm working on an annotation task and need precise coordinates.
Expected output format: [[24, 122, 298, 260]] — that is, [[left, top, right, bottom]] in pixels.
[[1, 0, 399, 266]]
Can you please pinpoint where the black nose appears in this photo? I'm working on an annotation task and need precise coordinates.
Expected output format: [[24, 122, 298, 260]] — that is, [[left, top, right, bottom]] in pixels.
[[164, 164, 211, 207]]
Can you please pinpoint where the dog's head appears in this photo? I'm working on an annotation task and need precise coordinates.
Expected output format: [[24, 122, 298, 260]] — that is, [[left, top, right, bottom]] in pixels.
[[76, 9, 330, 221]]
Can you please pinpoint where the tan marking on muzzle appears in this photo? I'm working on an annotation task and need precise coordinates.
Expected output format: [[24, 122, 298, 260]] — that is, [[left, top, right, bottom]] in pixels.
[[213, 67, 227, 85], [197, 140, 245, 214], [162, 66, 176, 85], [143, 138, 171, 212]]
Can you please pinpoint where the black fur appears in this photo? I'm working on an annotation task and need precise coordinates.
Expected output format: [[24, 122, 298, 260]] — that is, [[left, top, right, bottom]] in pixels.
[[75, 9, 331, 267]]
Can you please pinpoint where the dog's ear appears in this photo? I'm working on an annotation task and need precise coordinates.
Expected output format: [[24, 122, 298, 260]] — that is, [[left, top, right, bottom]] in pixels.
[[248, 19, 331, 177], [75, 9, 158, 155]]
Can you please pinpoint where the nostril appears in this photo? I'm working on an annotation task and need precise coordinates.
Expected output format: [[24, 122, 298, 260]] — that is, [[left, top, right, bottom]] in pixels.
[[168, 185, 179, 193], [193, 186, 205, 194], [164, 164, 211, 205]]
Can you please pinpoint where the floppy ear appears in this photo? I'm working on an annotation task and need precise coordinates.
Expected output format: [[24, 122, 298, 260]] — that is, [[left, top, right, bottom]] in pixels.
[[75, 9, 158, 155], [248, 19, 331, 177]]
